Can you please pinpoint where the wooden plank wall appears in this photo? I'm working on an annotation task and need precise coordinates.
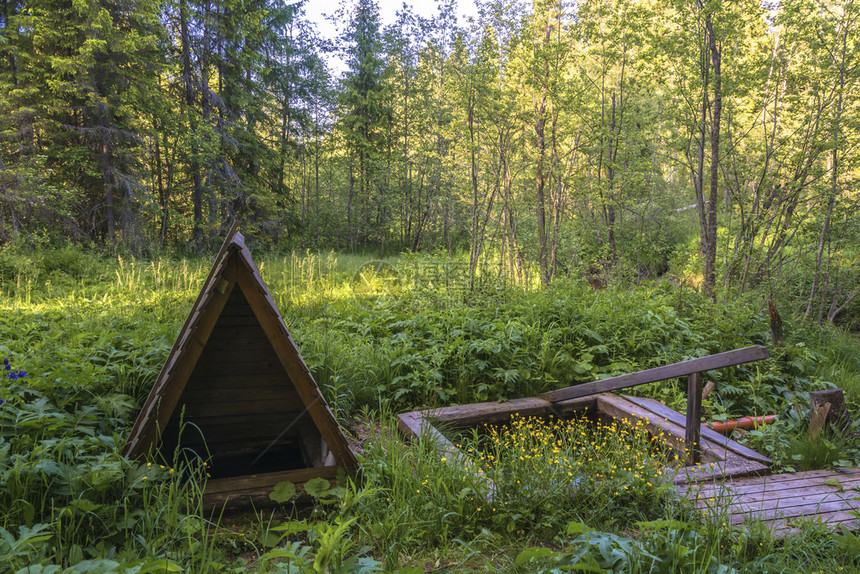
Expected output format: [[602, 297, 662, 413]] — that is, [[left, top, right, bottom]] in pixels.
[[162, 286, 318, 477]]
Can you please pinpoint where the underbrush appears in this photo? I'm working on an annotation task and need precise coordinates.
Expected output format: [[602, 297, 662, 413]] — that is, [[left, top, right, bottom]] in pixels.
[[0, 246, 857, 571]]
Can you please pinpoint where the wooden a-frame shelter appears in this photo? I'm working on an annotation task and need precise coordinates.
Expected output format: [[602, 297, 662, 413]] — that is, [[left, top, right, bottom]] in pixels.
[[123, 225, 357, 507]]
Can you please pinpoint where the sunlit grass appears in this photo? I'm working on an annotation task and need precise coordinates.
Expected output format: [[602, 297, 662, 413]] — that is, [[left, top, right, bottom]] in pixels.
[[0, 245, 858, 570]]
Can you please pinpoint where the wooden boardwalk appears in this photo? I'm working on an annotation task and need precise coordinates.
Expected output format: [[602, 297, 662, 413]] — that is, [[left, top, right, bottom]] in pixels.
[[679, 468, 860, 534]]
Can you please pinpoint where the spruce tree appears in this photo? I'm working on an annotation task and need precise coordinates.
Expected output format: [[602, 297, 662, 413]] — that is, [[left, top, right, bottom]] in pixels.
[[338, 0, 391, 249]]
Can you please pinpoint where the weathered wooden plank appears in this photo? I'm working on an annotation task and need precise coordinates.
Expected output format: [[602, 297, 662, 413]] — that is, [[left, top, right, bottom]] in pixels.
[[203, 488, 306, 511], [166, 412, 308, 436], [703, 479, 860, 506], [124, 261, 239, 459], [680, 469, 860, 497], [428, 397, 554, 427], [714, 451, 771, 477], [197, 333, 269, 349], [727, 492, 860, 515], [189, 360, 285, 377], [669, 461, 770, 485], [685, 372, 703, 465], [201, 325, 270, 340], [728, 498, 860, 523], [396, 411, 423, 438], [213, 315, 266, 327], [684, 478, 860, 497], [624, 395, 772, 465], [770, 468, 860, 480], [541, 346, 769, 403], [204, 465, 340, 495], [683, 479, 860, 503], [765, 511, 860, 538], [203, 466, 347, 510], [595, 394, 688, 454], [171, 397, 305, 418], [669, 452, 770, 484], [193, 347, 282, 364], [779, 510, 860, 527], [685, 478, 860, 502], [700, 468, 860, 486], [681, 468, 860, 535], [184, 373, 296, 391], [182, 385, 300, 403], [423, 396, 597, 429]]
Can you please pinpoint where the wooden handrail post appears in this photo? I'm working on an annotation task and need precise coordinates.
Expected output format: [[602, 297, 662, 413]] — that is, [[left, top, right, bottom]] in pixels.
[[685, 372, 703, 465]]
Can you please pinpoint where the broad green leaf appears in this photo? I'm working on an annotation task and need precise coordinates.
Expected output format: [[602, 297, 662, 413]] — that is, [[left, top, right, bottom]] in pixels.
[[269, 480, 297, 503], [304, 477, 331, 498]]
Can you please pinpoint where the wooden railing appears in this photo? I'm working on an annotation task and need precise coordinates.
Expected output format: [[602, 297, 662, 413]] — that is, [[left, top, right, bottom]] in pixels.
[[540, 345, 770, 465]]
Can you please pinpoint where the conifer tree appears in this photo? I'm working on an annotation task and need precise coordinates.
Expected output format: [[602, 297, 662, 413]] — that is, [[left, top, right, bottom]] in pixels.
[[15, 0, 161, 244], [338, 0, 392, 249]]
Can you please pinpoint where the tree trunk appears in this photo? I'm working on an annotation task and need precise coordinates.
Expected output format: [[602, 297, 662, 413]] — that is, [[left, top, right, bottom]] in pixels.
[[704, 13, 721, 300], [468, 91, 481, 277], [102, 124, 115, 244], [606, 92, 618, 267], [806, 20, 848, 320], [180, 0, 203, 243], [535, 91, 549, 285]]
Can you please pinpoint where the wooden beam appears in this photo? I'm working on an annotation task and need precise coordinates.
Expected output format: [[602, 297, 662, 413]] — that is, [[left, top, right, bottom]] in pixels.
[[685, 372, 703, 465], [415, 396, 597, 429], [540, 345, 769, 403], [204, 465, 339, 495], [124, 259, 238, 459]]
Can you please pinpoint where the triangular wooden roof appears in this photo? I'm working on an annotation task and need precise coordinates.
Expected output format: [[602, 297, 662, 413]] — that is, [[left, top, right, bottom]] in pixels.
[[123, 224, 357, 474]]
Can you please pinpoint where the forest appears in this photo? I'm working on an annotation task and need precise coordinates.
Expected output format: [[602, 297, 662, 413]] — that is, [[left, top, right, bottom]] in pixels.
[[0, 0, 857, 322]]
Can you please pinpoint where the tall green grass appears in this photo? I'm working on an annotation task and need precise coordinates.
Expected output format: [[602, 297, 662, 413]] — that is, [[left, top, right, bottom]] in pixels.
[[0, 244, 858, 571]]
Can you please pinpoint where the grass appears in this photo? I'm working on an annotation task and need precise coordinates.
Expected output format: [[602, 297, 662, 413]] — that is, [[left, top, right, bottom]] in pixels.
[[0, 244, 858, 571]]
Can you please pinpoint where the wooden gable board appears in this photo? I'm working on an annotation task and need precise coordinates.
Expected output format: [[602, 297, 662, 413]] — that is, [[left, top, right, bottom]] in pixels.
[[123, 227, 357, 489], [123, 224, 241, 459]]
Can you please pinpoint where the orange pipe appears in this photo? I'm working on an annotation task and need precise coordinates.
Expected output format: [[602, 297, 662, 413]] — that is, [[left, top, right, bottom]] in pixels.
[[706, 415, 777, 435]]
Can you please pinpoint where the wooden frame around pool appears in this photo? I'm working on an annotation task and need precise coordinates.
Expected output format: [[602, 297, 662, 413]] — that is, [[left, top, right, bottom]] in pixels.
[[397, 393, 771, 485]]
